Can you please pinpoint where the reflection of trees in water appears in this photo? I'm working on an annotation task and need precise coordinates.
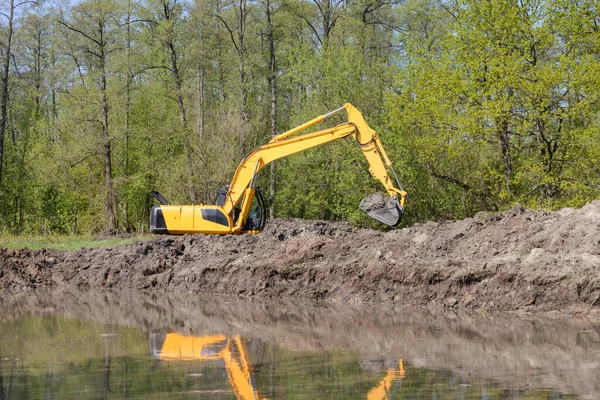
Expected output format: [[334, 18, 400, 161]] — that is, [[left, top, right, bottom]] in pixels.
[[0, 343, 4, 400], [103, 324, 111, 400], [0, 343, 19, 400], [0, 291, 597, 398]]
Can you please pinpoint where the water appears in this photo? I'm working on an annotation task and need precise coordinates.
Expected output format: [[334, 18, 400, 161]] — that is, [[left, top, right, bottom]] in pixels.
[[0, 290, 598, 399]]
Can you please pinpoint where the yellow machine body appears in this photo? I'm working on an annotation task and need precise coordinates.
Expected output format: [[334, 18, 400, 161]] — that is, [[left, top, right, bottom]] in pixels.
[[154, 333, 267, 400], [150, 103, 407, 235], [152, 332, 405, 400], [154, 205, 232, 235]]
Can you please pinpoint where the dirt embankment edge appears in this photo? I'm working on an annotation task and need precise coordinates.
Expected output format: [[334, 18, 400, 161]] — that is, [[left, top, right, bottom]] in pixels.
[[2, 201, 600, 314]]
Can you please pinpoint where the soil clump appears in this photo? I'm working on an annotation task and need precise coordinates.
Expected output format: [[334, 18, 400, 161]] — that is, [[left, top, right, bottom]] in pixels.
[[2, 201, 600, 313], [359, 192, 387, 212]]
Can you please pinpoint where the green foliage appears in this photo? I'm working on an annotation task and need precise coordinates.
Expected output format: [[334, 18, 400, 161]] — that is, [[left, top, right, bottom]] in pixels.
[[0, 0, 599, 234], [40, 185, 72, 233], [383, 0, 600, 221]]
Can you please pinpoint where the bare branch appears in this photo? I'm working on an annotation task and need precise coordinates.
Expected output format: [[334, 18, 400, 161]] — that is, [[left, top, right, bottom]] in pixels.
[[83, 48, 102, 59], [214, 13, 241, 54], [439, 2, 458, 20], [117, 65, 173, 93], [64, 151, 102, 168], [57, 19, 102, 48], [10, 54, 24, 80], [14, 0, 39, 9], [296, 13, 322, 46], [119, 18, 157, 27], [311, 0, 323, 14]]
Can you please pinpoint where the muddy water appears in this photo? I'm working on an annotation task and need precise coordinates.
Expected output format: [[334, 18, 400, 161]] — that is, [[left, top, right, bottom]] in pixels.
[[0, 290, 598, 399]]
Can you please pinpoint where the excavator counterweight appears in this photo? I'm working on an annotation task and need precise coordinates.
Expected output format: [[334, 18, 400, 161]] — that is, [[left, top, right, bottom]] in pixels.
[[150, 103, 407, 234]]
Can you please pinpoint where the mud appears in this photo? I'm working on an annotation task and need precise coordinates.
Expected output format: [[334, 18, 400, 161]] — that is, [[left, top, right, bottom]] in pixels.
[[2, 201, 600, 313], [359, 192, 387, 212]]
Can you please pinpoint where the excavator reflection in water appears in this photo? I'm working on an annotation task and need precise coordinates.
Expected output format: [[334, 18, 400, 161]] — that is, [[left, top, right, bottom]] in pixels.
[[150, 332, 405, 400]]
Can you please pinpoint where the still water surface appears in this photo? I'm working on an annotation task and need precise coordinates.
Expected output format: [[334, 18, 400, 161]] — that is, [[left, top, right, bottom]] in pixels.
[[0, 290, 598, 399]]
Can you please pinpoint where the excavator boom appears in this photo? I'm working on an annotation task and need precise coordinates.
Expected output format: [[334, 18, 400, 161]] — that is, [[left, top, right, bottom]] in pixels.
[[150, 103, 407, 234]]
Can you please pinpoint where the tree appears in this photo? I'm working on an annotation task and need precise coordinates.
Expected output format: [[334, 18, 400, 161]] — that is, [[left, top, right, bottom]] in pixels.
[[0, 0, 38, 185], [264, 0, 278, 218], [214, 0, 253, 158], [386, 0, 600, 221], [0, 0, 599, 234], [58, 0, 122, 231]]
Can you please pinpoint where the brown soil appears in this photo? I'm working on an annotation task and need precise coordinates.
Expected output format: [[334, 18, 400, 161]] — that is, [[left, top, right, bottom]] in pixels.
[[2, 201, 600, 313]]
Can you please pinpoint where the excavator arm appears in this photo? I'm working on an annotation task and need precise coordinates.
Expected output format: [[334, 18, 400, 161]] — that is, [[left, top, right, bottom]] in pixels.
[[150, 103, 406, 234]]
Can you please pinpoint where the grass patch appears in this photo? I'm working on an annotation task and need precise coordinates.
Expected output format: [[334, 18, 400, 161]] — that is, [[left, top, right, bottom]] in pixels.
[[0, 234, 153, 251]]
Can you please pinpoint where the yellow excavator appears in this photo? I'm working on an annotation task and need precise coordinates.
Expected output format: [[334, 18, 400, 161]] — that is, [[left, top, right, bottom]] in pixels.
[[150, 103, 407, 235], [152, 333, 263, 399], [151, 332, 405, 400]]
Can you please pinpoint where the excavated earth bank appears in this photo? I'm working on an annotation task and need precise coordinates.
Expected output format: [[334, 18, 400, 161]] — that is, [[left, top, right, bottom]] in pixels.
[[2, 202, 600, 313]]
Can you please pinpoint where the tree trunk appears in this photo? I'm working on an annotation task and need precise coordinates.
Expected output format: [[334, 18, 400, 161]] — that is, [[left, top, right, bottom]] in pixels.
[[196, 15, 205, 142], [102, 332, 112, 399], [238, 0, 248, 159], [124, 0, 132, 228], [323, 0, 332, 46], [169, 42, 197, 203], [15, 23, 44, 229], [0, 0, 15, 184], [0, 343, 5, 400], [498, 117, 512, 196], [197, 65, 205, 141], [266, 0, 277, 218], [102, 80, 115, 231], [163, 0, 197, 203], [100, 29, 116, 231]]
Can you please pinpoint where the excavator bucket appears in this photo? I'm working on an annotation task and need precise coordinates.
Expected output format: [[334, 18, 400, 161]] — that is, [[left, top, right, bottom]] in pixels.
[[359, 193, 404, 227]]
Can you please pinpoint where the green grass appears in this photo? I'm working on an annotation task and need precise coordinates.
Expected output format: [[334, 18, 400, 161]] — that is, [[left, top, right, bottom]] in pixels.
[[0, 234, 153, 251]]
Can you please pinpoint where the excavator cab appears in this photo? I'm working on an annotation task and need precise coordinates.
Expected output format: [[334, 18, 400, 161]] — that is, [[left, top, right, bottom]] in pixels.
[[242, 189, 267, 232], [214, 186, 267, 233]]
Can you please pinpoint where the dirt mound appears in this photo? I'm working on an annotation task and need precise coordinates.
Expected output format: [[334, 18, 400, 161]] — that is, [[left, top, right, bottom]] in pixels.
[[2, 202, 600, 313]]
